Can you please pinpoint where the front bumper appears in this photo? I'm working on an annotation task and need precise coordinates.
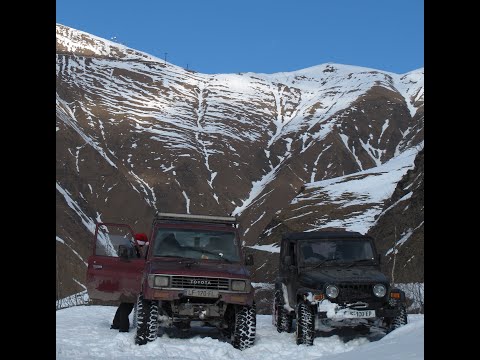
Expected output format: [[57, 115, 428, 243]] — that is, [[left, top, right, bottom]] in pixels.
[[317, 299, 400, 319], [319, 308, 376, 319], [144, 287, 254, 306]]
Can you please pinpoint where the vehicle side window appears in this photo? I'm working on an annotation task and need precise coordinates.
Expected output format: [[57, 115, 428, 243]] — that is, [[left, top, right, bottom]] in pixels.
[[280, 240, 286, 259], [289, 242, 296, 265], [96, 224, 136, 258], [362, 242, 374, 259]]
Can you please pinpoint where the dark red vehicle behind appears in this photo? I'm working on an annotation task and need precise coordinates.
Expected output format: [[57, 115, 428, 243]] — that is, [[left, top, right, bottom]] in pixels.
[[86, 213, 256, 350]]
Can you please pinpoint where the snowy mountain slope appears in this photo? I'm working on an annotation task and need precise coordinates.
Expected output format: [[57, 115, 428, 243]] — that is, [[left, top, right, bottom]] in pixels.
[[56, 24, 423, 300], [56, 305, 424, 360], [56, 23, 160, 61], [368, 148, 424, 284], [285, 146, 420, 234], [248, 146, 422, 290]]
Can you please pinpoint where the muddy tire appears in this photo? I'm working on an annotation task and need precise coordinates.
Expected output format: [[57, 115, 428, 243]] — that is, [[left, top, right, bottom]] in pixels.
[[134, 294, 159, 345], [296, 302, 315, 346], [232, 304, 256, 350]]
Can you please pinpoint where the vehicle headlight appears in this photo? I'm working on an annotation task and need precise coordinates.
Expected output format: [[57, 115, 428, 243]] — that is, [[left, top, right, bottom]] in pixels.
[[373, 284, 387, 297], [325, 285, 339, 299], [231, 280, 246, 291], [153, 275, 169, 288]]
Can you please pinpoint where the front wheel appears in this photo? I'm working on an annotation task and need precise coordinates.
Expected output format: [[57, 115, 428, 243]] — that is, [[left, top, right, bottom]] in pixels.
[[388, 304, 408, 332], [134, 294, 159, 345], [232, 304, 256, 350], [273, 290, 293, 333], [296, 302, 315, 346]]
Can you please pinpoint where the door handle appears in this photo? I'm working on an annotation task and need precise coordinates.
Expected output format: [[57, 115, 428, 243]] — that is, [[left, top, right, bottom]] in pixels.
[[93, 264, 103, 269]]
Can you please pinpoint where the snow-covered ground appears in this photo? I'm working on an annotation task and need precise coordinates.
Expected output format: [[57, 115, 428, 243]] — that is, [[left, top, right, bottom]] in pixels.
[[56, 306, 423, 359]]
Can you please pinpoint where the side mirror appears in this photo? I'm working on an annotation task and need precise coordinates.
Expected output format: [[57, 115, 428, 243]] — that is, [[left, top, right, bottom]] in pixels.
[[377, 254, 381, 264], [118, 245, 129, 260], [284, 256, 292, 266], [245, 254, 254, 266]]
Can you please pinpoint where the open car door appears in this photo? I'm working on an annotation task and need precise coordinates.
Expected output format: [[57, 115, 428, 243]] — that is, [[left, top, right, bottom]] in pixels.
[[86, 223, 145, 303]]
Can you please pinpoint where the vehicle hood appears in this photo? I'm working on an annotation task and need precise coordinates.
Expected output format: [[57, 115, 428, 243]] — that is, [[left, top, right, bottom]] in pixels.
[[298, 266, 388, 287], [147, 258, 250, 279]]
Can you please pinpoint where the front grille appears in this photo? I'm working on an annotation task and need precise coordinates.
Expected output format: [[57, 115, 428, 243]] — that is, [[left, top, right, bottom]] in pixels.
[[170, 276, 230, 290], [337, 284, 373, 301]]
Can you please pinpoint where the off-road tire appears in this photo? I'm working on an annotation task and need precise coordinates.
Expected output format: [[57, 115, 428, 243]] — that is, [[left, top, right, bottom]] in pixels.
[[132, 300, 138, 329], [232, 304, 256, 350], [273, 290, 293, 333], [134, 294, 159, 345], [296, 302, 315, 346], [390, 304, 408, 331]]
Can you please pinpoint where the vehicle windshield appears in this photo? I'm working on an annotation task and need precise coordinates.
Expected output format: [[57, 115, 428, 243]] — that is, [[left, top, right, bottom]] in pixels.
[[153, 228, 240, 262], [298, 239, 375, 266]]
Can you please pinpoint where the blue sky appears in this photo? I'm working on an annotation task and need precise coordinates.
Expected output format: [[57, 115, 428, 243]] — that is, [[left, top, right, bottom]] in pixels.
[[56, 0, 423, 75]]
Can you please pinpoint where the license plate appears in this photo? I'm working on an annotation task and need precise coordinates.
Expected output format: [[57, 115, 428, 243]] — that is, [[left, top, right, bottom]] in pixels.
[[336, 309, 376, 318], [185, 289, 219, 298]]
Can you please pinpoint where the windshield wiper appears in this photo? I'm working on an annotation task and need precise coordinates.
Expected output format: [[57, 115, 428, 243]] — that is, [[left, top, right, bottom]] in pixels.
[[179, 257, 199, 265], [182, 246, 232, 263], [345, 259, 375, 268], [305, 258, 337, 270]]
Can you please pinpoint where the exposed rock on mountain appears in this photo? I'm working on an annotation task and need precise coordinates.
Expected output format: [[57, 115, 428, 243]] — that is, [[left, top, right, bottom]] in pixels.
[[368, 148, 424, 283], [56, 24, 424, 304]]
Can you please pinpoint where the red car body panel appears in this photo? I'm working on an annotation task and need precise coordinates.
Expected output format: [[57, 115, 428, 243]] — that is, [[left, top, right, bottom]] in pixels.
[[86, 256, 145, 302], [86, 223, 145, 303], [147, 258, 249, 277], [141, 257, 254, 305]]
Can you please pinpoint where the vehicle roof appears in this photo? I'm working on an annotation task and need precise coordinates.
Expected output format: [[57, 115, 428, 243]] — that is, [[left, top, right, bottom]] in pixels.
[[282, 231, 372, 241], [153, 212, 237, 227]]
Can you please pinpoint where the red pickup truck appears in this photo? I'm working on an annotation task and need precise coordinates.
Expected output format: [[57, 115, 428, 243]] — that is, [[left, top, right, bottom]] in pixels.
[[86, 212, 256, 350]]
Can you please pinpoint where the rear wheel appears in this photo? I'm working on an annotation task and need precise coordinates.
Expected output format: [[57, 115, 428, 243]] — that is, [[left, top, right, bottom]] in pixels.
[[134, 294, 159, 345], [131, 301, 138, 329], [296, 302, 315, 346], [273, 290, 293, 333], [232, 304, 256, 350]]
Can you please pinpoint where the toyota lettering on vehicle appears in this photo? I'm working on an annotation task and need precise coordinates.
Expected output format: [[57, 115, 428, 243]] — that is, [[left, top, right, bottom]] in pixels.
[[191, 280, 211, 285]]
